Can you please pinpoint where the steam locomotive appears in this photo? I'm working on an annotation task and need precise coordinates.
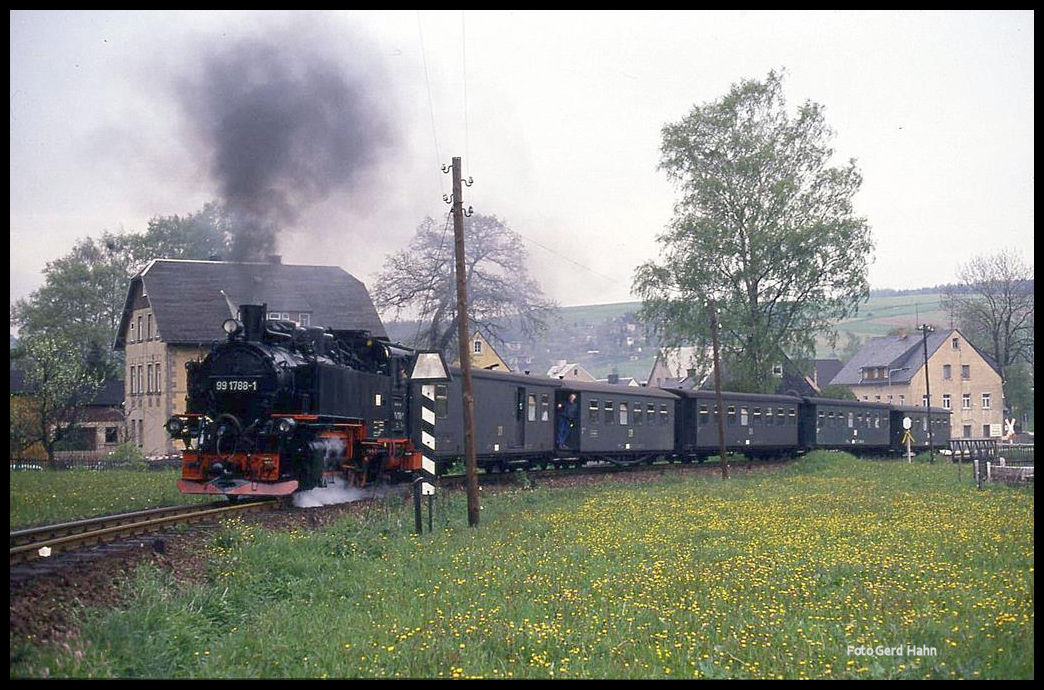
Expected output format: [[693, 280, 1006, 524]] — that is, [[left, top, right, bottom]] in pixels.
[[167, 305, 951, 498], [165, 304, 432, 497]]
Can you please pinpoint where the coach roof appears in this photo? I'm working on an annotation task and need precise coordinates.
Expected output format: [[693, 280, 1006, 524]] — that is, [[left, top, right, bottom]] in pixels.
[[114, 259, 386, 349]]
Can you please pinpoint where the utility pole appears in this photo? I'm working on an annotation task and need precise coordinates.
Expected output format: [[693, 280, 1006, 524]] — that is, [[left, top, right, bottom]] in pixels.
[[447, 156, 480, 525], [919, 323, 935, 464], [709, 298, 729, 479]]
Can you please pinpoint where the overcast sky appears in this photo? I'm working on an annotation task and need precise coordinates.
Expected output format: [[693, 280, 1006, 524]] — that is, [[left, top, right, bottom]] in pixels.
[[10, 10, 1035, 316]]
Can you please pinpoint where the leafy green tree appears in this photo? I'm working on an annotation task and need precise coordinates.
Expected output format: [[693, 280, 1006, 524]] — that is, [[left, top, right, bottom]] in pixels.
[[372, 214, 556, 357], [10, 202, 232, 379], [634, 71, 873, 392], [10, 335, 104, 464], [818, 384, 858, 401]]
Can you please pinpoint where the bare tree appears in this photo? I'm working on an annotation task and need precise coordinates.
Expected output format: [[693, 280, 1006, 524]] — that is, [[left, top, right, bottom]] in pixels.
[[945, 249, 1034, 379], [372, 214, 556, 357]]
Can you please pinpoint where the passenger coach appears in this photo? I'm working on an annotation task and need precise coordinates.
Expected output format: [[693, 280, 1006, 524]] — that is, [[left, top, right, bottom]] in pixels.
[[556, 380, 677, 464], [671, 389, 801, 461]]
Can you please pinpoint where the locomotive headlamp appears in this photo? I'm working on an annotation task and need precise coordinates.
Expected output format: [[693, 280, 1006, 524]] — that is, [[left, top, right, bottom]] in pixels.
[[222, 318, 243, 336], [166, 416, 184, 435], [276, 417, 297, 435]]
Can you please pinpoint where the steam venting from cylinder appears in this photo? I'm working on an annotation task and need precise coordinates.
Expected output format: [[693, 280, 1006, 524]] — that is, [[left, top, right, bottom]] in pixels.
[[309, 437, 348, 472]]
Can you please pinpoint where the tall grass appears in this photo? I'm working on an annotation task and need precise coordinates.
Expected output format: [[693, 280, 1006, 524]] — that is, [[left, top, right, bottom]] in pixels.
[[10, 453, 1033, 679], [9, 468, 209, 530]]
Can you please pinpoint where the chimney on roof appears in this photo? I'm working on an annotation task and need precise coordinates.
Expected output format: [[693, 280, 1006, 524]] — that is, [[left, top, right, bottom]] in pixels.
[[267, 255, 282, 264], [608, 373, 619, 384]]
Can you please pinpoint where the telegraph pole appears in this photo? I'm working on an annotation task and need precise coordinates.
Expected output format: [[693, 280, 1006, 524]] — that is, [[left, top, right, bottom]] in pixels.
[[919, 323, 935, 464], [447, 157, 480, 525], [709, 298, 729, 479]]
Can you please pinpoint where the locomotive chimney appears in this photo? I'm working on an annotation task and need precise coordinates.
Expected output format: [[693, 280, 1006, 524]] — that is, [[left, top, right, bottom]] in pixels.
[[239, 304, 267, 342]]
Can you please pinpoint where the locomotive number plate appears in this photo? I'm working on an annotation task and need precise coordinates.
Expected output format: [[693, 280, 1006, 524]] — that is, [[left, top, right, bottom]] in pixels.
[[212, 378, 260, 392]]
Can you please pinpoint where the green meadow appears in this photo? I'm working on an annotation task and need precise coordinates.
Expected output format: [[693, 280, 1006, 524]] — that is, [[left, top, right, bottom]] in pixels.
[[10, 453, 1034, 679], [9, 468, 209, 531]]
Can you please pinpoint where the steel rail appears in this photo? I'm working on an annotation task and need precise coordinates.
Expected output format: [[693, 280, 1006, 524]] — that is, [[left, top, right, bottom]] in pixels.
[[10, 499, 275, 564]]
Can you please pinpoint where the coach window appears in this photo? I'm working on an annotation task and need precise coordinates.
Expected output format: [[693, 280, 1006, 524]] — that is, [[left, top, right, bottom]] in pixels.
[[739, 407, 748, 426], [924, 417, 930, 433], [589, 400, 600, 424], [648, 403, 657, 425], [541, 394, 550, 421], [604, 400, 614, 424], [753, 407, 761, 425], [527, 395, 537, 422], [777, 407, 786, 425], [619, 402, 629, 426], [789, 408, 796, 424], [728, 406, 737, 426], [660, 404, 669, 425], [699, 404, 709, 425], [634, 403, 644, 425], [875, 414, 881, 429], [848, 412, 854, 428]]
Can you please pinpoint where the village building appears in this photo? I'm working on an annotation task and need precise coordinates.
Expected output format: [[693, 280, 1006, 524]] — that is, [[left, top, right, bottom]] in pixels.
[[828, 328, 1004, 439], [461, 331, 511, 372], [114, 258, 385, 457], [10, 369, 124, 462], [546, 360, 597, 382], [647, 346, 819, 396]]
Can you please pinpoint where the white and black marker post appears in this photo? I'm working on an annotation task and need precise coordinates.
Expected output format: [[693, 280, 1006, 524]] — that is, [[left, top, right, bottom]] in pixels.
[[414, 384, 439, 533], [408, 352, 451, 534]]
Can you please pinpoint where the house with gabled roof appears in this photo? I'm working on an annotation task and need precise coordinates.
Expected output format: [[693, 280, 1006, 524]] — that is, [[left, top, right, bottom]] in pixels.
[[647, 346, 711, 390], [546, 360, 597, 382], [829, 328, 1003, 439], [454, 331, 511, 372], [113, 258, 385, 456]]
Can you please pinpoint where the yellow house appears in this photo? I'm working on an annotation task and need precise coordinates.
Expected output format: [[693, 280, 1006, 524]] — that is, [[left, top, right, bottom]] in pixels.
[[460, 332, 511, 372], [829, 328, 1004, 439]]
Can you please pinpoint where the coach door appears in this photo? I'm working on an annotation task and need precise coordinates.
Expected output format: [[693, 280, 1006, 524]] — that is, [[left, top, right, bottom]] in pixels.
[[514, 387, 526, 448]]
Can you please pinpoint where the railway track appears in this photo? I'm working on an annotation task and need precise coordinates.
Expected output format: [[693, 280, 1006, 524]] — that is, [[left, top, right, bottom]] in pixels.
[[9, 499, 278, 566], [10, 457, 790, 570]]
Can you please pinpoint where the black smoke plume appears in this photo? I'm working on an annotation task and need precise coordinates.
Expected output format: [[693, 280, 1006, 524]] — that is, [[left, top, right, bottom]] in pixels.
[[177, 22, 397, 261]]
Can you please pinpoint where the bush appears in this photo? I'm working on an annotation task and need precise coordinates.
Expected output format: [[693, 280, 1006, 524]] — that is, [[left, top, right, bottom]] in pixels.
[[106, 442, 145, 462]]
